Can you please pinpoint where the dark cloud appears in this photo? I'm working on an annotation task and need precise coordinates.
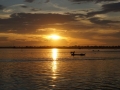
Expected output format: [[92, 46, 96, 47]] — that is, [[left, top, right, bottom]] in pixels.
[[31, 8, 41, 11], [0, 5, 5, 10], [69, 0, 118, 3], [24, 0, 35, 3], [45, 0, 50, 3], [0, 13, 76, 34], [89, 17, 120, 25], [21, 5, 28, 8], [102, 2, 120, 12], [87, 2, 120, 17], [0, 12, 119, 35], [95, 0, 118, 3]]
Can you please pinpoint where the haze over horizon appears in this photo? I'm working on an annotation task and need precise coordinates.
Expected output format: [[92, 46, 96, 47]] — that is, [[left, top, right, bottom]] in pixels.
[[0, 0, 120, 46]]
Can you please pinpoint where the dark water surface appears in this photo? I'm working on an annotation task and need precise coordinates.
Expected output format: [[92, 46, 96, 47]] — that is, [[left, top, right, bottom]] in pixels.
[[0, 49, 120, 90]]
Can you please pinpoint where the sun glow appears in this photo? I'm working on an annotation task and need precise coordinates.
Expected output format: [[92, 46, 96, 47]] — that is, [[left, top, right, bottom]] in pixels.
[[49, 34, 60, 40]]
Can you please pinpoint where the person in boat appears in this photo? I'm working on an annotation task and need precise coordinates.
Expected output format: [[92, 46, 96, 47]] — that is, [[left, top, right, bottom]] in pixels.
[[70, 51, 85, 56]]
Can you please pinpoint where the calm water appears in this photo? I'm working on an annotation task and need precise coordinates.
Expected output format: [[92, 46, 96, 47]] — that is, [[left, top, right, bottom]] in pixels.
[[0, 49, 120, 90]]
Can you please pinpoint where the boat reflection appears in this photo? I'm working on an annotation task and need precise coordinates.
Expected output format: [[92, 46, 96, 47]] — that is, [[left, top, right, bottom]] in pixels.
[[52, 48, 58, 79]]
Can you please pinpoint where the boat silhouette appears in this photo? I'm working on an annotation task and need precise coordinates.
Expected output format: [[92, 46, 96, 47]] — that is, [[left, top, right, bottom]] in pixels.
[[70, 51, 85, 56]]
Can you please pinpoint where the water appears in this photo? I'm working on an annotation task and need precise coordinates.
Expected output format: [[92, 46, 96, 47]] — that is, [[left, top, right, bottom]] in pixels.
[[0, 49, 120, 90]]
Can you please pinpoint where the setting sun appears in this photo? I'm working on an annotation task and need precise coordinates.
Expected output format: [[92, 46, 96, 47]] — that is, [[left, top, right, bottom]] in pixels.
[[49, 34, 60, 40]]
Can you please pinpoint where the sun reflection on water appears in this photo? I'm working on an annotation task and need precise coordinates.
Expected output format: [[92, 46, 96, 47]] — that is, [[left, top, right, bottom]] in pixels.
[[52, 48, 58, 79], [52, 49, 58, 61]]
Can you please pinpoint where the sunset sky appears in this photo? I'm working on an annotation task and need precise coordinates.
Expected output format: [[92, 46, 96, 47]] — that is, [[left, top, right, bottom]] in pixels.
[[0, 0, 120, 46]]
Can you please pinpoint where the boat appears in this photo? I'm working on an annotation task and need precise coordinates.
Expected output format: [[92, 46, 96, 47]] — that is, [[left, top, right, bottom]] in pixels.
[[70, 51, 85, 56]]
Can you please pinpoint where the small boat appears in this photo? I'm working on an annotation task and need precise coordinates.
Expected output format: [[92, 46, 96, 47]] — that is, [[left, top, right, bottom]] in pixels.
[[70, 51, 85, 56]]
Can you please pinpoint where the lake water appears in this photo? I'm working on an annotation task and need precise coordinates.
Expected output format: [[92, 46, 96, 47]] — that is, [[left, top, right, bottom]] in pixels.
[[0, 49, 120, 90]]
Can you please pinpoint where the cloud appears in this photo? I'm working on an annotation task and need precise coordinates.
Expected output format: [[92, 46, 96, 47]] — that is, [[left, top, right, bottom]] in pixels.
[[95, 0, 118, 3], [45, 0, 50, 3], [87, 2, 120, 17], [31, 8, 41, 11], [89, 17, 120, 25], [0, 5, 5, 10], [3, 9, 13, 13], [10, 4, 26, 7], [3, 4, 27, 13], [0, 13, 76, 34], [21, 5, 28, 8], [24, 0, 35, 3], [0, 12, 119, 33], [69, 0, 118, 3], [102, 2, 120, 12]]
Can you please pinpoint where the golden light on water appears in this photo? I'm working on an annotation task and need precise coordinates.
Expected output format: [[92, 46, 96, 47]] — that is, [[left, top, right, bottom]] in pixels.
[[52, 48, 58, 79], [52, 61, 57, 79], [52, 48, 58, 61]]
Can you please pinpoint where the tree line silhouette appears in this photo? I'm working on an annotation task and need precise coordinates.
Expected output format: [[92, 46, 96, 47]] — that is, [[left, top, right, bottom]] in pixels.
[[0, 45, 120, 49]]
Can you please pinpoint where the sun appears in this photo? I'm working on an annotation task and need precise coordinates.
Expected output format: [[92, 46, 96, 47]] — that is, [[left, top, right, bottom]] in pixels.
[[49, 34, 60, 40]]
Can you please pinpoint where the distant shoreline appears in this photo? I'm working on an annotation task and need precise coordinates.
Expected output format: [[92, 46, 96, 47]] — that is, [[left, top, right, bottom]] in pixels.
[[0, 46, 120, 49]]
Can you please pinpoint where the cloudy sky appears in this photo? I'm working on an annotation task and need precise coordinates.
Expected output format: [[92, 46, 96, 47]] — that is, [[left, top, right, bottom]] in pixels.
[[0, 0, 120, 46]]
